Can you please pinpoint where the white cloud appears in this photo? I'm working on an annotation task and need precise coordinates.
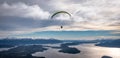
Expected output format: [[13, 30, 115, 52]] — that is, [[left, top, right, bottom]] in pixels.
[[0, 0, 120, 39], [50, 0, 120, 22], [0, 2, 50, 19], [48, 0, 120, 30]]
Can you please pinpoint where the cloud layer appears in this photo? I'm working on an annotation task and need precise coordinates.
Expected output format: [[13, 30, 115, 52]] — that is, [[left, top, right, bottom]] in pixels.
[[0, 0, 120, 38], [0, 2, 50, 19]]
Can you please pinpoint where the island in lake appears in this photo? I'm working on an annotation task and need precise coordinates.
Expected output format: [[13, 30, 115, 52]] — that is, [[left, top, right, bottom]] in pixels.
[[102, 55, 112, 58], [51, 42, 81, 54]]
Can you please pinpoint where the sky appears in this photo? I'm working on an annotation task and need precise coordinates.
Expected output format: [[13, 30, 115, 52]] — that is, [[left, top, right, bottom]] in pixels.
[[0, 0, 120, 40]]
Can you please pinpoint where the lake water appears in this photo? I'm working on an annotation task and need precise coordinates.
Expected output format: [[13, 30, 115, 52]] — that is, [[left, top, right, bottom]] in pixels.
[[32, 44, 120, 58]]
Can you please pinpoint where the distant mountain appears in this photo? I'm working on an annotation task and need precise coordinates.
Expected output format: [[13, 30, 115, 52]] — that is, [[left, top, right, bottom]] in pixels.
[[96, 39, 120, 48], [0, 38, 62, 48]]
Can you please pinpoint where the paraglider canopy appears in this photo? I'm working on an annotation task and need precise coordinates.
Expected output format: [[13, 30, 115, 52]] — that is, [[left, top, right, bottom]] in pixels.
[[51, 11, 71, 19], [51, 11, 72, 29]]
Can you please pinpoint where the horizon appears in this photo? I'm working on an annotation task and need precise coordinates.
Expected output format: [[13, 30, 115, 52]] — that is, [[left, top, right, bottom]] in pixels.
[[2, 30, 119, 40]]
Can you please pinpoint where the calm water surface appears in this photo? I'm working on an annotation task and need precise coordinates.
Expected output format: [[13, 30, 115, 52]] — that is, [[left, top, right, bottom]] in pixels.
[[32, 44, 120, 58]]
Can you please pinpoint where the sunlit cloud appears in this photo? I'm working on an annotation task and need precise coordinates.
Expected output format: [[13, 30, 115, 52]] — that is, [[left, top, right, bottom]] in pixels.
[[0, 0, 120, 39]]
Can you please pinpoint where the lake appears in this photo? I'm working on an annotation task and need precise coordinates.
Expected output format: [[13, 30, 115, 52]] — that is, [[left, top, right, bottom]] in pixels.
[[32, 44, 120, 58]]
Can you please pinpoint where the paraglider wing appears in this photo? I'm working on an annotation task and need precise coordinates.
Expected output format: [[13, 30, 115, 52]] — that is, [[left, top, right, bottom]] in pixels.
[[51, 11, 71, 19]]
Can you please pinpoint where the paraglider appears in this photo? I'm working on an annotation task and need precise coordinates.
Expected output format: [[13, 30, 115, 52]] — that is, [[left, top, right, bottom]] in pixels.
[[60, 26, 63, 29], [51, 11, 71, 19], [51, 11, 72, 29]]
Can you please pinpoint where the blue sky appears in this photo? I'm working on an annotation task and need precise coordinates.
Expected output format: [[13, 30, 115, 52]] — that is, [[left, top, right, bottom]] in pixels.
[[0, 0, 120, 39]]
